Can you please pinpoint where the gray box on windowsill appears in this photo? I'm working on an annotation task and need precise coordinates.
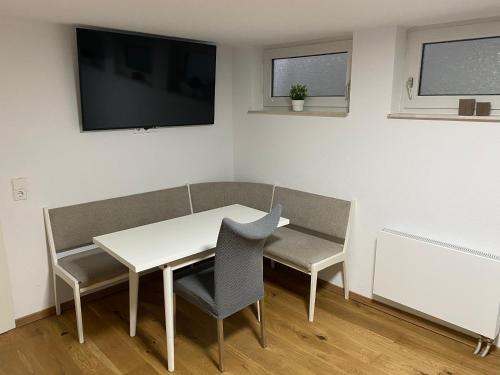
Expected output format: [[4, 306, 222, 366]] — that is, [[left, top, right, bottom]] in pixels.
[[476, 102, 491, 116], [458, 99, 476, 116]]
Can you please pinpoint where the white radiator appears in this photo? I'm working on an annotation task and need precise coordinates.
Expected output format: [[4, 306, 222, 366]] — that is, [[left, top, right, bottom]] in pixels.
[[373, 228, 500, 356]]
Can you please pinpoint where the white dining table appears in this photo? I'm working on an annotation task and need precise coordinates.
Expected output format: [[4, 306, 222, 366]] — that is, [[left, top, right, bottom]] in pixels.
[[93, 204, 289, 372]]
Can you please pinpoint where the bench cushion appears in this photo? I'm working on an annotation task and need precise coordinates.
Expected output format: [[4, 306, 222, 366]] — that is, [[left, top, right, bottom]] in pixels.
[[49, 186, 191, 252], [189, 182, 274, 213], [264, 227, 343, 271], [273, 187, 351, 240], [59, 248, 128, 287]]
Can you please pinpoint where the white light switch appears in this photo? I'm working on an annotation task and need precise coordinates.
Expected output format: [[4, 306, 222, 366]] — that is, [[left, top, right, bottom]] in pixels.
[[12, 178, 28, 201]]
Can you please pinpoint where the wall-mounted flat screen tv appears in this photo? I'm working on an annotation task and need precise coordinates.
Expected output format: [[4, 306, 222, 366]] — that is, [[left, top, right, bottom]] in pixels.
[[76, 28, 216, 131]]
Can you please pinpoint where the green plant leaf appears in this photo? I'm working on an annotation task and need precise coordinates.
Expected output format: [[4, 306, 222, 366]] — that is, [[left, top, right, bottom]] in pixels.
[[289, 84, 308, 100]]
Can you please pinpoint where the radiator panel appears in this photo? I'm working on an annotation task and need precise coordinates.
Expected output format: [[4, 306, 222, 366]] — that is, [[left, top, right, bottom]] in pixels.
[[373, 229, 500, 339]]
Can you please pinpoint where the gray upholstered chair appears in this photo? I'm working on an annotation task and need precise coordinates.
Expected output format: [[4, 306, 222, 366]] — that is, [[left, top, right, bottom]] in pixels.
[[174, 204, 282, 372]]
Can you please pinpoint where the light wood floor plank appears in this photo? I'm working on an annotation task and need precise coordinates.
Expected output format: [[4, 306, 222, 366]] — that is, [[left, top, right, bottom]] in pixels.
[[1, 266, 499, 375]]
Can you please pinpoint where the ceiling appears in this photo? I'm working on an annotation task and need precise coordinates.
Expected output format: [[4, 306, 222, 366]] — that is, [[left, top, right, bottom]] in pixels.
[[1, 0, 500, 45]]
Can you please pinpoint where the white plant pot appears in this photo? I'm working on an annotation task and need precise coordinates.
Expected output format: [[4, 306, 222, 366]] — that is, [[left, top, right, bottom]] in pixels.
[[291, 100, 305, 112]]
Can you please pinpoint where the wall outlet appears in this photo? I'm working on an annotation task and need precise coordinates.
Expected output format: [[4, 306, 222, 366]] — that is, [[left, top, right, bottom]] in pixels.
[[11, 178, 28, 201]]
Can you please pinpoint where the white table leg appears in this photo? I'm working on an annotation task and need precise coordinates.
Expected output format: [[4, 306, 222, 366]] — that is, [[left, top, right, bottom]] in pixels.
[[129, 269, 139, 337], [163, 265, 175, 372]]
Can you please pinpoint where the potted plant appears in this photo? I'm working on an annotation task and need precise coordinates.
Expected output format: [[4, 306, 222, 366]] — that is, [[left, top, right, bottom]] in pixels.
[[289, 84, 307, 112]]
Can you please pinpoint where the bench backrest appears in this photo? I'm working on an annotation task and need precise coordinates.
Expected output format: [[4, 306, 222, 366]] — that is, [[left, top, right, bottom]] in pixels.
[[272, 186, 351, 241], [189, 182, 274, 213], [48, 186, 191, 253]]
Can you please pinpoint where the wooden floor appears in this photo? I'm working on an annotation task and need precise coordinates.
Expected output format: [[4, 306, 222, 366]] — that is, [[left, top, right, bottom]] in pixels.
[[1, 266, 499, 375]]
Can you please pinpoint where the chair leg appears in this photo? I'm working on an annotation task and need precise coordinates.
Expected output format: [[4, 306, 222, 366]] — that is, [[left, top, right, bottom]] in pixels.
[[73, 285, 84, 343], [256, 300, 261, 322], [308, 271, 318, 322], [52, 271, 61, 315], [270, 260, 276, 269], [258, 299, 267, 348], [342, 260, 350, 299], [217, 319, 224, 372]]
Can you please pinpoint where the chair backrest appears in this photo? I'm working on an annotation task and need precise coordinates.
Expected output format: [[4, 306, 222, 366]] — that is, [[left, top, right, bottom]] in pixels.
[[48, 186, 191, 253], [273, 186, 351, 241], [214, 204, 282, 319], [189, 182, 274, 213]]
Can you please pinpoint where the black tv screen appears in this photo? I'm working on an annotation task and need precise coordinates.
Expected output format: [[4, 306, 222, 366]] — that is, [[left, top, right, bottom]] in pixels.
[[76, 28, 216, 131]]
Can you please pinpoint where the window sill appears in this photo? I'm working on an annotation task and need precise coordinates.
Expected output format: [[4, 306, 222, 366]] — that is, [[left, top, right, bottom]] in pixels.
[[248, 110, 348, 118], [388, 113, 500, 123]]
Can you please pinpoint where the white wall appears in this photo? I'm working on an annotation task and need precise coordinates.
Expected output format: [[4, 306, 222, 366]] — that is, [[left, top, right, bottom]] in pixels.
[[232, 26, 500, 297], [2, 16, 500, 328], [0, 17, 234, 318]]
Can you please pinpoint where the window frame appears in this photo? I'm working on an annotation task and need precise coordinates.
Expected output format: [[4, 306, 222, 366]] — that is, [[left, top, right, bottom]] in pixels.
[[263, 40, 352, 110], [403, 21, 500, 115]]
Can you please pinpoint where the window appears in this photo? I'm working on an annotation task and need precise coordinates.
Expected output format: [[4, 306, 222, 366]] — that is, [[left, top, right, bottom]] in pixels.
[[272, 53, 348, 97], [419, 37, 500, 96], [402, 21, 500, 115], [263, 41, 352, 110]]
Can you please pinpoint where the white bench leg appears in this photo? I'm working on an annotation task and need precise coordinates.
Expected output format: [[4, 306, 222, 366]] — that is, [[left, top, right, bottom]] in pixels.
[[52, 272, 61, 315], [129, 270, 139, 337], [173, 293, 177, 337], [342, 260, 350, 299], [308, 271, 318, 322], [73, 285, 84, 343]]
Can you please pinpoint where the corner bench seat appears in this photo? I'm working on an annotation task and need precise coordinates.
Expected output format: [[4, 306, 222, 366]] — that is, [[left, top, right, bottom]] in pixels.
[[45, 181, 353, 343], [264, 227, 344, 272], [59, 247, 128, 288], [263, 186, 353, 322], [45, 185, 192, 343], [189, 182, 274, 213]]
